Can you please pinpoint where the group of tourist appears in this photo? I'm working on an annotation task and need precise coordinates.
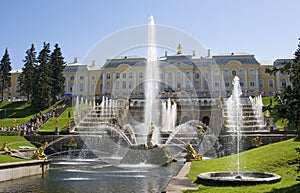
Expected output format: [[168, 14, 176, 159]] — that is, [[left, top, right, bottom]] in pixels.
[[0, 106, 58, 136]]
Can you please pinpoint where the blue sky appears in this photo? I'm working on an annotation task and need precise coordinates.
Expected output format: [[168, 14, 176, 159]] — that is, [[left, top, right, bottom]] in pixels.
[[0, 0, 299, 69]]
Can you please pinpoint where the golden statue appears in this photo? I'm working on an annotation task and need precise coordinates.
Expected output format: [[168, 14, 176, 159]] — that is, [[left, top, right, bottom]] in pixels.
[[185, 143, 202, 161], [177, 44, 182, 54], [1, 142, 11, 153], [32, 142, 49, 160], [197, 125, 206, 134]]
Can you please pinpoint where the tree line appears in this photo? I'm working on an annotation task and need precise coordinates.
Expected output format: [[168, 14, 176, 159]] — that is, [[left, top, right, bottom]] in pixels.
[[0, 42, 65, 112]]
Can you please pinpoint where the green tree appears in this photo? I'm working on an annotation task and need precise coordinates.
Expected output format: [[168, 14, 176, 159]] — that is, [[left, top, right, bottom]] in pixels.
[[19, 44, 37, 101], [31, 42, 52, 112], [49, 43, 66, 102], [0, 49, 12, 101], [267, 38, 300, 139]]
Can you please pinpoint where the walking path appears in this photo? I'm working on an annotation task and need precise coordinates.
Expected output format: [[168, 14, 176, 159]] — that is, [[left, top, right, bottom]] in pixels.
[[162, 161, 199, 193]]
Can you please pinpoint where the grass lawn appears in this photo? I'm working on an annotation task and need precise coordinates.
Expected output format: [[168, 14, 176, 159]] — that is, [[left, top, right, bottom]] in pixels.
[[39, 107, 74, 132], [0, 136, 36, 163], [186, 138, 300, 193], [0, 100, 66, 127], [0, 154, 27, 163], [0, 136, 36, 150]]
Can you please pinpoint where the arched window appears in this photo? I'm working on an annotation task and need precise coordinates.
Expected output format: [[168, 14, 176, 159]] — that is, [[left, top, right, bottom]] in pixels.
[[225, 79, 230, 87], [122, 73, 126, 79], [129, 81, 133, 89], [195, 73, 200, 79], [250, 78, 255, 87], [250, 69, 255, 77], [129, 72, 133, 78], [106, 73, 111, 79], [139, 72, 143, 79], [122, 81, 126, 89], [70, 83, 73, 92], [240, 79, 244, 87], [91, 76, 95, 80], [70, 76, 74, 80], [232, 69, 237, 76], [259, 79, 264, 88], [80, 83, 83, 92], [238, 69, 244, 76], [80, 75, 84, 80], [268, 79, 274, 88], [91, 84, 95, 91], [116, 73, 120, 79], [225, 70, 230, 76]]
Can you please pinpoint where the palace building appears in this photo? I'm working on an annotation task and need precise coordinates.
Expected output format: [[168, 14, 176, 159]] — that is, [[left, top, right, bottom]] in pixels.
[[7, 45, 292, 101]]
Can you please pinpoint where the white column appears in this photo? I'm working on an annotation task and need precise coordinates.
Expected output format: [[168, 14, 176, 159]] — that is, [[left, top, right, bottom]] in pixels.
[[255, 69, 259, 90], [276, 72, 280, 91]]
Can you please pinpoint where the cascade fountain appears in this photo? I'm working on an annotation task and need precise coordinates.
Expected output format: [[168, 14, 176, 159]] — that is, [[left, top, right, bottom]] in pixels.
[[162, 98, 177, 132], [197, 76, 281, 185]]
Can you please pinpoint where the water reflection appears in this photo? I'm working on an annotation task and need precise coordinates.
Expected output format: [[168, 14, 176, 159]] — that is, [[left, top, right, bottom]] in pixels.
[[0, 158, 183, 193]]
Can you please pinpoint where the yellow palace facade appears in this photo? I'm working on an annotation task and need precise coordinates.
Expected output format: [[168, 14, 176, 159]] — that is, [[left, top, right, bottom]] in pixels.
[[8, 47, 291, 101]]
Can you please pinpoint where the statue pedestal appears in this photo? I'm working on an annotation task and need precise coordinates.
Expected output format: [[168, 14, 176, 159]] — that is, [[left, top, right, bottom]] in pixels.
[[121, 145, 173, 166]]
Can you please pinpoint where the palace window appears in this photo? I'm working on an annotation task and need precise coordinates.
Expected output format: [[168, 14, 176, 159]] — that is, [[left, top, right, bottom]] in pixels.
[[122, 81, 126, 89], [122, 73, 126, 79], [129, 81, 133, 89], [238, 69, 244, 76], [232, 69, 237, 76], [91, 84, 95, 91], [225, 70, 230, 76], [80, 83, 84, 92], [268, 79, 274, 87], [250, 69, 255, 77], [91, 76, 95, 80], [80, 75, 84, 80], [195, 73, 200, 79], [259, 79, 264, 88], [129, 72, 133, 78], [116, 73, 120, 79], [70, 76, 74, 80], [106, 73, 111, 79], [139, 72, 143, 79], [225, 79, 230, 87], [250, 78, 255, 87]]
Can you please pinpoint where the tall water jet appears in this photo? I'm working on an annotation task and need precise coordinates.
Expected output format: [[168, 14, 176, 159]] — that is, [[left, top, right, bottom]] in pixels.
[[228, 76, 243, 173], [197, 76, 281, 185], [144, 16, 160, 144], [162, 98, 177, 132]]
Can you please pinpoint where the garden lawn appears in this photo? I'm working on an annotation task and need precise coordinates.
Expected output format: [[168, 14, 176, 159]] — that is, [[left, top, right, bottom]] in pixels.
[[186, 138, 300, 193], [0, 136, 36, 150], [39, 107, 74, 132], [0, 136, 36, 163]]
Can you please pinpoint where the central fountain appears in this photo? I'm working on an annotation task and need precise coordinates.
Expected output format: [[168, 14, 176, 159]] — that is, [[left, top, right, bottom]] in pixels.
[[197, 76, 281, 185], [69, 16, 207, 167]]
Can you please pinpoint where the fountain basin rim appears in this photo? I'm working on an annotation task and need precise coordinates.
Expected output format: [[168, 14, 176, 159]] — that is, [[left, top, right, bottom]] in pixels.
[[196, 171, 281, 186]]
